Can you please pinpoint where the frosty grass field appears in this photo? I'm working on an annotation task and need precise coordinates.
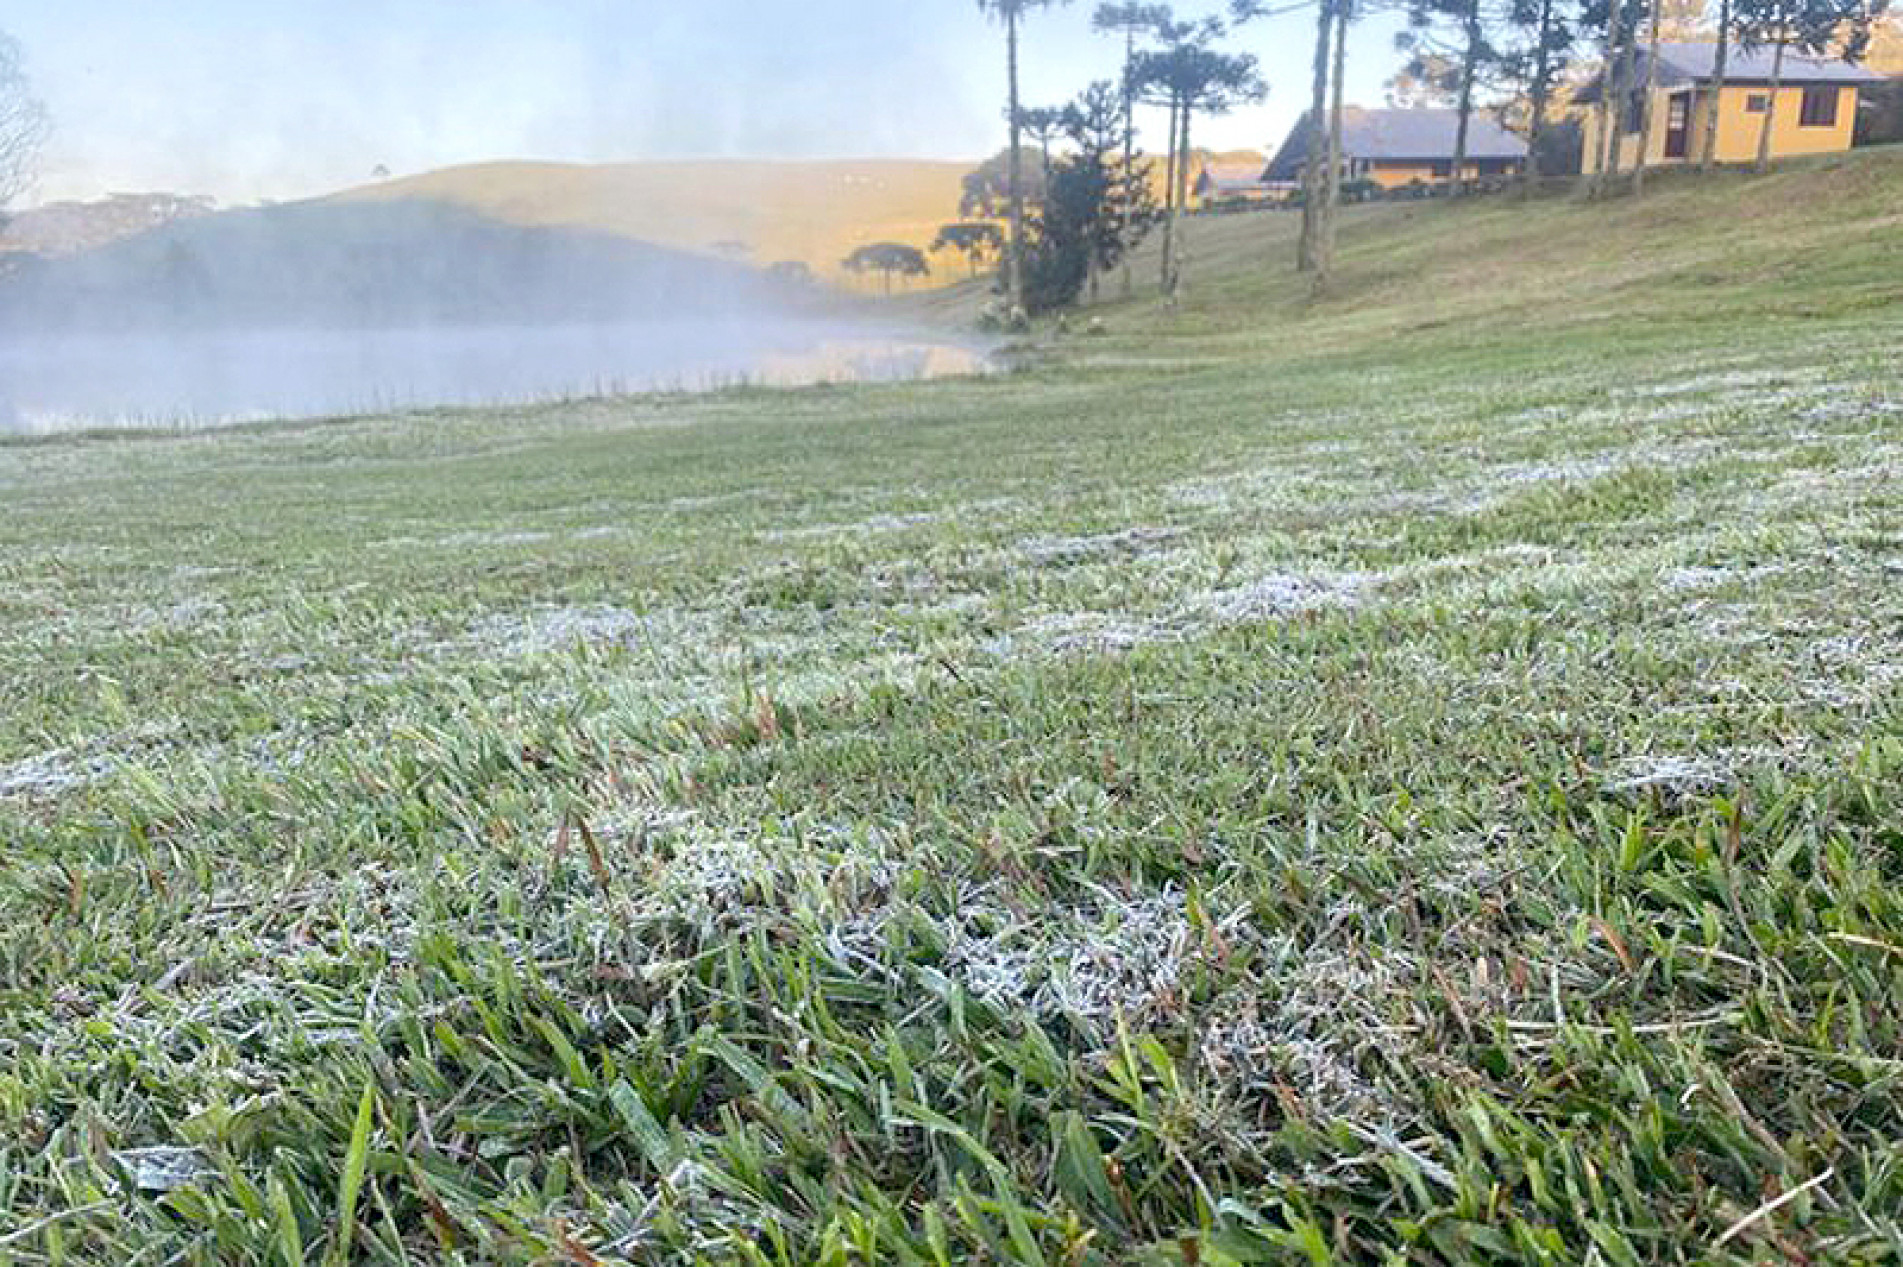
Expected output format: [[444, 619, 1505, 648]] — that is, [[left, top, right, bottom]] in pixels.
[[3, 155, 1903, 1262]]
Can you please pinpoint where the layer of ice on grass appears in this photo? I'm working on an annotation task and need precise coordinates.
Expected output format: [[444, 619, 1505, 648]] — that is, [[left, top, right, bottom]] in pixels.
[[942, 889, 1220, 1037], [0, 749, 111, 798], [111, 1147, 217, 1194], [1185, 571, 1371, 627], [120, 596, 228, 636], [997, 566, 1371, 658], [1605, 755, 1734, 798], [463, 604, 691, 658], [766, 511, 945, 542], [433, 530, 554, 548], [1623, 366, 1815, 401], [1010, 611, 1173, 655], [1662, 565, 1755, 593], [1199, 938, 1416, 1127], [1798, 398, 1902, 427], [1016, 526, 1179, 567]]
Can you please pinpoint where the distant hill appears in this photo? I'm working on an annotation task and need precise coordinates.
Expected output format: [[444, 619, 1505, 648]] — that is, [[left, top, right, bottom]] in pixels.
[[332, 154, 1272, 291], [0, 198, 780, 332], [333, 160, 976, 289], [0, 193, 219, 258]]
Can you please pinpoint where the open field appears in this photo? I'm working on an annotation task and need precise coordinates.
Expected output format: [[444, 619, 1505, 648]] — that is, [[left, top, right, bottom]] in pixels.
[[3, 150, 1903, 1262]]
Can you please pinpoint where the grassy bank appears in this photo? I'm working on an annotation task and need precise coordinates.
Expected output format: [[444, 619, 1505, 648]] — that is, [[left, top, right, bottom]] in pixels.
[[3, 151, 1902, 1263]]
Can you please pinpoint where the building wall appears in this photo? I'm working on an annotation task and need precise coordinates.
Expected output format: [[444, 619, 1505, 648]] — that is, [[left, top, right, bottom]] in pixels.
[[1359, 160, 1520, 189], [1581, 82, 1861, 173]]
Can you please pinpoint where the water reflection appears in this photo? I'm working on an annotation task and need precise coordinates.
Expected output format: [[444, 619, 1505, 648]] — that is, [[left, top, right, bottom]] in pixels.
[[0, 322, 992, 435]]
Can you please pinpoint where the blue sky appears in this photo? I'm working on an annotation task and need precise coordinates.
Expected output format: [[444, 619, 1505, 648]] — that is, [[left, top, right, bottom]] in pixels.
[[11, 1, 1409, 204]]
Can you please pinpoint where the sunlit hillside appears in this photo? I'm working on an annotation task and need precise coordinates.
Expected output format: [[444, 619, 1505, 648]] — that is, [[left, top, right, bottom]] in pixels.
[[332, 159, 979, 289], [332, 150, 1271, 291]]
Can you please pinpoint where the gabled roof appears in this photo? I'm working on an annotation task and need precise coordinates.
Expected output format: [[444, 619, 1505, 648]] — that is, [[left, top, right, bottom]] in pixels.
[[1197, 163, 1277, 194], [1574, 41, 1885, 102], [1264, 108, 1528, 180]]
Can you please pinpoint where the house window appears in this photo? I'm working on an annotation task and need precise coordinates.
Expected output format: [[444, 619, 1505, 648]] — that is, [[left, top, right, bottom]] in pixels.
[[1430, 160, 1451, 177], [1745, 93, 1769, 113], [1799, 85, 1838, 127]]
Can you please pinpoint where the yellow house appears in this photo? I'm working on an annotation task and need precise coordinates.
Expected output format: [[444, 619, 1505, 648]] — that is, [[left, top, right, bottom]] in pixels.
[[1264, 108, 1529, 191], [1578, 41, 1882, 172]]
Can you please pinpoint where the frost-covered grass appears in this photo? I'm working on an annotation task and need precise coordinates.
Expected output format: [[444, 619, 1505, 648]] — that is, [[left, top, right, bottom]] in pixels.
[[4, 152, 1903, 1263]]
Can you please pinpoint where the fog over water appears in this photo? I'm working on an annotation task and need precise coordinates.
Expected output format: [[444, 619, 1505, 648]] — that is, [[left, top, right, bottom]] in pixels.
[[0, 198, 990, 435], [0, 323, 991, 435]]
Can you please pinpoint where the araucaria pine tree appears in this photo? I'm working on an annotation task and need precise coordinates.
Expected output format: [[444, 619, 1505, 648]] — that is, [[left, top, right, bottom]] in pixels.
[[1022, 81, 1161, 312], [976, 0, 1074, 316], [1397, 0, 1504, 196], [1496, 0, 1581, 184], [1131, 23, 1263, 298], [1092, 1, 1173, 295]]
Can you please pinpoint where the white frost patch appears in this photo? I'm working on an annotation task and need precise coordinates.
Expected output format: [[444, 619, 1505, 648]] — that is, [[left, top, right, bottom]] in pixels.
[[1185, 571, 1371, 626], [0, 749, 110, 798], [436, 530, 554, 548], [943, 890, 1211, 1036], [1017, 526, 1179, 567], [124, 597, 227, 635], [1200, 938, 1417, 1126], [1623, 366, 1812, 400], [465, 605, 667, 657], [1013, 611, 1172, 654], [112, 1147, 217, 1194], [766, 511, 945, 542], [998, 570, 1370, 658], [1799, 399, 1902, 427], [1605, 755, 1734, 798]]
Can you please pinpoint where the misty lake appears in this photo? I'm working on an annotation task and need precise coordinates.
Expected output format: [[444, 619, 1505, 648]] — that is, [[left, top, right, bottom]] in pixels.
[[0, 321, 993, 435]]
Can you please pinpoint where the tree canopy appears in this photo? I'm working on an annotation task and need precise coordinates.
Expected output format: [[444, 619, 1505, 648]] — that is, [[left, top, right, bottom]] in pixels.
[[0, 31, 49, 218], [842, 242, 931, 293]]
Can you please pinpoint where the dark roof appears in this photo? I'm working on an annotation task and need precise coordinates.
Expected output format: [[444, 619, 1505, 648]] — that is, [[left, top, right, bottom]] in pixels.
[[1264, 108, 1528, 180], [1574, 41, 1884, 102], [1197, 163, 1277, 194]]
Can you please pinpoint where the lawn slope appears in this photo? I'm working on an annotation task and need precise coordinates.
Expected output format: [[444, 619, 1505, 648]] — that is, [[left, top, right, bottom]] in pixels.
[[3, 150, 1903, 1263]]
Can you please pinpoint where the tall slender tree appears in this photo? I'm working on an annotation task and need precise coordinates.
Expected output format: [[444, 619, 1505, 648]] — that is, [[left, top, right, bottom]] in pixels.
[[1093, 2, 1173, 295], [1587, 0, 1642, 191], [1133, 27, 1264, 299], [1234, 0, 1336, 276], [1697, 0, 1736, 168], [977, 0, 1074, 315], [1631, 0, 1664, 194], [1497, 0, 1580, 186], [1398, 0, 1501, 196], [1329, 0, 1352, 210]]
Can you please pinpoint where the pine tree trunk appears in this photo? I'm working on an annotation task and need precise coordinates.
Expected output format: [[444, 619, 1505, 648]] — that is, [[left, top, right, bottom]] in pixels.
[[1121, 27, 1137, 297], [1451, 3, 1479, 197], [1161, 95, 1180, 289], [1755, 36, 1787, 172], [1170, 105, 1192, 300], [1632, 0, 1663, 195], [1299, 0, 1334, 273], [1523, 0, 1556, 188], [1327, 3, 1347, 214], [1006, 11, 1025, 314], [1698, 0, 1732, 169], [1592, 0, 1627, 193]]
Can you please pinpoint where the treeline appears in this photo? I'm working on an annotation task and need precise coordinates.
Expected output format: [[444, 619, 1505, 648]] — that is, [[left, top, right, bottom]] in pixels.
[[941, 0, 1892, 316]]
